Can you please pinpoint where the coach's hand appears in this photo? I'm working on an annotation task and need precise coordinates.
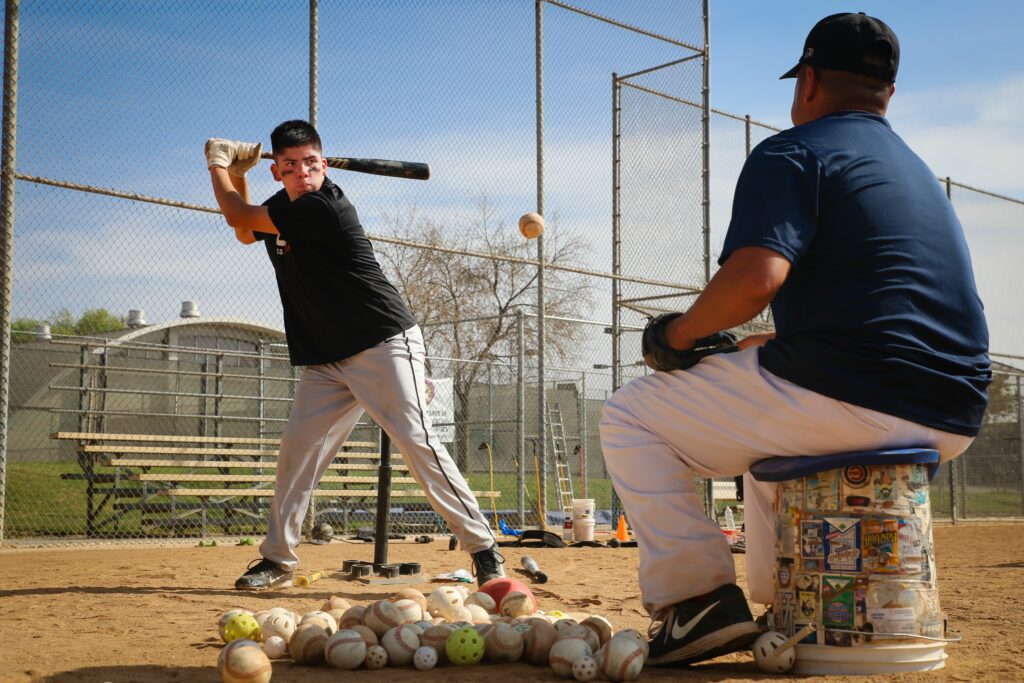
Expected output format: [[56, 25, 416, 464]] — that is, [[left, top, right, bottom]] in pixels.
[[641, 313, 739, 372], [228, 141, 263, 176], [204, 138, 239, 169]]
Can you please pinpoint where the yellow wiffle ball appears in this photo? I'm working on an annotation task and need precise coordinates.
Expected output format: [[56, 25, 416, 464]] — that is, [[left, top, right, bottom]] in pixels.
[[224, 613, 261, 643], [446, 626, 485, 666]]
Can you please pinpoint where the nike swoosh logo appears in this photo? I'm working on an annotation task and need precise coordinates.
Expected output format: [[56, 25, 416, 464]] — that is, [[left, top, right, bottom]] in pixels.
[[671, 600, 721, 640]]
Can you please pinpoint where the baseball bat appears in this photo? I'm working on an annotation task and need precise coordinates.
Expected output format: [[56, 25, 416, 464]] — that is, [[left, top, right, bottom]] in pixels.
[[521, 555, 548, 584], [294, 570, 324, 587], [259, 152, 430, 180], [775, 622, 818, 655]]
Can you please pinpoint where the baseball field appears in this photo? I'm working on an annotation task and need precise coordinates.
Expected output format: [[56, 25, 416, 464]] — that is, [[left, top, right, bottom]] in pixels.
[[1, 523, 1021, 682]]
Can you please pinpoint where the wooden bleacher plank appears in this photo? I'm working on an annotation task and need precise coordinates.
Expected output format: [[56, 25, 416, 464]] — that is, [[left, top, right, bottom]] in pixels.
[[52, 431, 377, 449], [81, 444, 391, 458], [167, 488, 501, 498], [104, 458, 409, 472], [134, 473, 417, 484]]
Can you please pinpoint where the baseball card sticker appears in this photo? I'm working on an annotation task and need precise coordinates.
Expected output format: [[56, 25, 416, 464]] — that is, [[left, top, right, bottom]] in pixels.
[[867, 607, 916, 634], [775, 558, 794, 589], [822, 575, 855, 628], [805, 469, 840, 511], [862, 518, 900, 572], [872, 468, 897, 503], [775, 591, 796, 635], [898, 517, 925, 572], [795, 573, 820, 623], [824, 517, 861, 572], [801, 520, 824, 559]]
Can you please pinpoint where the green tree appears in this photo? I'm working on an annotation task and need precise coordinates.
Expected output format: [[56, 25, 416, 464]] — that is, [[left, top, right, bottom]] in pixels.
[[10, 308, 126, 343]]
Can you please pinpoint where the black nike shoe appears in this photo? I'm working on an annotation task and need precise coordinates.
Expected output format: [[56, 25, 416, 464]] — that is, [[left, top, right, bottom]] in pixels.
[[471, 544, 506, 586], [234, 558, 292, 590], [646, 583, 760, 666]]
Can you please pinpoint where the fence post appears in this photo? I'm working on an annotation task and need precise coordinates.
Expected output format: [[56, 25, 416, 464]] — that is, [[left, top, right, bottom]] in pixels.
[[1018, 375, 1023, 516], [516, 309, 526, 527], [579, 371, 587, 498]]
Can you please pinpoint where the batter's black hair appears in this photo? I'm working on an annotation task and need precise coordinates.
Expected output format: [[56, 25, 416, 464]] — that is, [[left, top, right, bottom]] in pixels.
[[270, 120, 322, 156]]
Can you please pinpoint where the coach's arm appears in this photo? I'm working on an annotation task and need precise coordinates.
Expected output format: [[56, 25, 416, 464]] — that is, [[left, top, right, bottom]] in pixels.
[[663, 246, 790, 350]]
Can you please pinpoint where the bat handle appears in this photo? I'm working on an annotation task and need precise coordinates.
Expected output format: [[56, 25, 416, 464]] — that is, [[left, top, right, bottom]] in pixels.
[[521, 556, 548, 584], [777, 622, 818, 655], [295, 571, 324, 587]]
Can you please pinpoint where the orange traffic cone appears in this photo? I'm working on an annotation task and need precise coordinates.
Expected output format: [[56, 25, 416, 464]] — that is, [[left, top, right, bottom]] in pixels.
[[615, 514, 629, 542]]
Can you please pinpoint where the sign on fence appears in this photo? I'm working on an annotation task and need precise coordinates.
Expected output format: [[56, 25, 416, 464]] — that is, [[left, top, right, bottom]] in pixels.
[[423, 377, 455, 442]]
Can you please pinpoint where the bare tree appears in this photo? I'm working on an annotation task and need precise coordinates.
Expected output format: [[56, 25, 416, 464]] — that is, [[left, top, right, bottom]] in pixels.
[[375, 197, 594, 468]]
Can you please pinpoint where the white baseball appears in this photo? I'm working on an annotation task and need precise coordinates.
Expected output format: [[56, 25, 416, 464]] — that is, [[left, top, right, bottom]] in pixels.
[[349, 624, 379, 647], [260, 613, 296, 643], [558, 624, 600, 653], [218, 609, 253, 643], [501, 591, 534, 618], [364, 644, 388, 669], [554, 617, 580, 633], [220, 640, 272, 683], [217, 639, 258, 671], [381, 624, 421, 666], [581, 615, 614, 646], [473, 622, 495, 640], [466, 603, 492, 624], [261, 635, 287, 659], [338, 605, 366, 629], [288, 623, 328, 665], [322, 596, 352, 612], [325, 628, 368, 670], [413, 645, 439, 670], [300, 610, 338, 634], [427, 587, 464, 618], [549, 638, 593, 678], [519, 212, 545, 239], [421, 623, 456, 663], [572, 655, 599, 682], [392, 598, 424, 624], [484, 622, 524, 663], [449, 605, 474, 624], [611, 629, 649, 662], [523, 617, 557, 665], [465, 591, 498, 613], [414, 620, 433, 632], [454, 584, 472, 599], [393, 587, 429, 613], [598, 636, 645, 682], [365, 600, 402, 637]]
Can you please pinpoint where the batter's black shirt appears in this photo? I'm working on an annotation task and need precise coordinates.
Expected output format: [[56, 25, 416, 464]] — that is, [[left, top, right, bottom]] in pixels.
[[256, 177, 415, 366]]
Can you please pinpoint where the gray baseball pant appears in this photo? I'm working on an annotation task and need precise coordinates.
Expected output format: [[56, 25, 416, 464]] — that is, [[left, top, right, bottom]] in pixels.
[[260, 325, 494, 569]]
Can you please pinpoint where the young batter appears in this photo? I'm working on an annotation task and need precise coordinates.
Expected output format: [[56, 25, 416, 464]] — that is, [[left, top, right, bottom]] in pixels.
[[205, 120, 503, 590], [600, 14, 990, 666]]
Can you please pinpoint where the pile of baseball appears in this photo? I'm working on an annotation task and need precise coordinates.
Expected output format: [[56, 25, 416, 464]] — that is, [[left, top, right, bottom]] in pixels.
[[216, 577, 647, 682]]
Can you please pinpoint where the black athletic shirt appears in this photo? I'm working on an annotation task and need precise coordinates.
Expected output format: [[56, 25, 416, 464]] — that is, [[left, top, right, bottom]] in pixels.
[[256, 177, 415, 366]]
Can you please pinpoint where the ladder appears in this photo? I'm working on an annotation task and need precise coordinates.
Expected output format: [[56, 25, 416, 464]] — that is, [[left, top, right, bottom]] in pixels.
[[548, 403, 575, 523]]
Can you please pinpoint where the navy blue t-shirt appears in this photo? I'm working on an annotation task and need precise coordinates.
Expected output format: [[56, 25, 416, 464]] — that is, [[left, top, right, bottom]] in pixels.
[[721, 111, 990, 436], [256, 177, 415, 366]]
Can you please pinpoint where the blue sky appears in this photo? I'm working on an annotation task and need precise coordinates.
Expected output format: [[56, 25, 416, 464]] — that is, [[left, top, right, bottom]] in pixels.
[[8, 1, 1024, 355]]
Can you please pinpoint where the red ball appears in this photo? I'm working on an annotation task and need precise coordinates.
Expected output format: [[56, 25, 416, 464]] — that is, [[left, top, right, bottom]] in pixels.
[[478, 577, 537, 613]]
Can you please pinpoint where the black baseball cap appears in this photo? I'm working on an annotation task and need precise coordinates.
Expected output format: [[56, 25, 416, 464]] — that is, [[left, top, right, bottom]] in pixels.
[[780, 12, 899, 82]]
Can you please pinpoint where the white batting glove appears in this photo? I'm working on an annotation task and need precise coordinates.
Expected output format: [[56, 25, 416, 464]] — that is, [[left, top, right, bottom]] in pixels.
[[228, 141, 263, 177], [204, 138, 238, 169]]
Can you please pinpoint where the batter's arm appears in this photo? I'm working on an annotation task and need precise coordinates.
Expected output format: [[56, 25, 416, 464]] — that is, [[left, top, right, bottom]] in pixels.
[[663, 246, 790, 349], [227, 174, 259, 244], [209, 167, 279, 236]]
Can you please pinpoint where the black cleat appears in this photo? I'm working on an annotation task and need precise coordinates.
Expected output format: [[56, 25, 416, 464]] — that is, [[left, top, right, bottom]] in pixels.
[[646, 583, 760, 666], [234, 558, 292, 591], [471, 544, 506, 586]]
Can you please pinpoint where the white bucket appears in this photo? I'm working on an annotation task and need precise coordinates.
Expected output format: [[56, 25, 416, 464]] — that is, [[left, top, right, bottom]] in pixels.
[[794, 642, 946, 675], [573, 517, 595, 542], [572, 498, 595, 519]]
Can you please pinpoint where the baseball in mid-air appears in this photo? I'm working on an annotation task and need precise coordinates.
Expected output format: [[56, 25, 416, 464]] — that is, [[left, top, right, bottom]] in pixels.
[[519, 212, 545, 239]]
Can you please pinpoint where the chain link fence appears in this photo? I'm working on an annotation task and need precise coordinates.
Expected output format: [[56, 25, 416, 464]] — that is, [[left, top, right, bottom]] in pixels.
[[2, 2, 1023, 545]]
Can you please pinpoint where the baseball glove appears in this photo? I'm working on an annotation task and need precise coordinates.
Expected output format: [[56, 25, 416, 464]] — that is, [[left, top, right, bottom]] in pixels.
[[641, 312, 739, 372]]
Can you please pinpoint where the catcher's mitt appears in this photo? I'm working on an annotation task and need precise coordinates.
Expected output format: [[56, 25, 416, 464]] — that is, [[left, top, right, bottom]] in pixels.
[[641, 313, 739, 372]]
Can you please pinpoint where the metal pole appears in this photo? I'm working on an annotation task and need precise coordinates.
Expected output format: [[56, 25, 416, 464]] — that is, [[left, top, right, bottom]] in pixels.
[[257, 342, 266, 440], [214, 354, 224, 438], [611, 74, 622, 393], [579, 371, 587, 498], [701, 0, 711, 286], [701, 0, 716, 521], [373, 430, 392, 567], [745, 114, 751, 157], [517, 310, 526, 527], [0, 0, 21, 544], [1018, 375, 1024, 515], [308, 0, 318, 127], [487, 361, 493, 467], [535, 0, 548, 523]]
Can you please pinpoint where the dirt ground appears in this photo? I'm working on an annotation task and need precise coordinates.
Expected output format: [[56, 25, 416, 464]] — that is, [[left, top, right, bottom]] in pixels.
[[0, 524, 1021, 683]]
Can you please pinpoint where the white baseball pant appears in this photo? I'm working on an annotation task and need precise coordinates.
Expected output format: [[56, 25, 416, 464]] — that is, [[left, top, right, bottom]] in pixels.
[[598, 346, 973, 614], [260, 325, 494, 569]]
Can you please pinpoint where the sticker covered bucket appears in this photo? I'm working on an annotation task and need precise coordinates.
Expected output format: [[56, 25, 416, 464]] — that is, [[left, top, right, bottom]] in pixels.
[[768, 459, 945, 674]]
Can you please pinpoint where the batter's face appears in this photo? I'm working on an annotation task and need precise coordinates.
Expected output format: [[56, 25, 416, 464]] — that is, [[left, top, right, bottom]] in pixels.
[[271, 144, 326, 200]]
